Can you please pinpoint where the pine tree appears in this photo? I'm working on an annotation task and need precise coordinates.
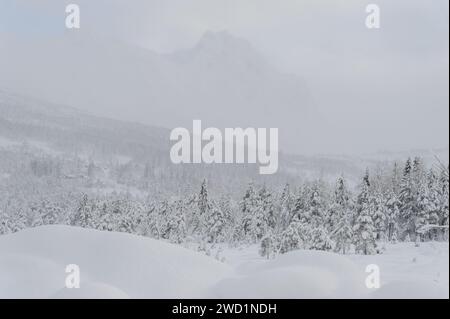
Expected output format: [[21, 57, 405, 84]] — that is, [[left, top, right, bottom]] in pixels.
[[372, 192, 387, 240], [305, 184, 326, 230], [415, 182, 432, 244], [217, 196, 234, 242], [385, 190, 400, 243], [291, 185, 310, 224], [198, 179, 211, 217], [399, 158, 416, 239], [353, 170, 377, 255], [310, 226, 334, 251], [279, 219, 305, 254], [278, 183, 293, 231], [0, 210, 10, 235], [194, 179, 211, 235], [163, 200, 186, 244], [249, 205, 267, 243], [438, 167, 449, 240], [426, 170, 441, 235], [206, 201, 227, 243], [70, 194, 93, 228], [329, 176, 353, 254], [259, 230, 277, 259], [259, 185, 276, 232], [240, 182, 258, 241]]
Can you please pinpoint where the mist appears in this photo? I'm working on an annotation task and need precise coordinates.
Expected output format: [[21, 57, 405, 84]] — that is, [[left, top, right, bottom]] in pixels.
[[0, 0, 448, 155]]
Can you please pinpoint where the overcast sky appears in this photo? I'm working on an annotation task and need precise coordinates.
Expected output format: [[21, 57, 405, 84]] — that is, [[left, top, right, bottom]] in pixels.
[[1, 0, 448, 154]]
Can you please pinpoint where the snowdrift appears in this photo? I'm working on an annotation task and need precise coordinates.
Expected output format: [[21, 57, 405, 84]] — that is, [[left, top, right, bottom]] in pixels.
[[0, 226, 448, 298], [210, 250, 367, 298], [0, 226, 231, 298]]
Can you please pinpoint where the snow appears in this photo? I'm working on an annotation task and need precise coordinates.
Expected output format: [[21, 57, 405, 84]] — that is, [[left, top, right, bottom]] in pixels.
[[210, 250, 367, 298], [215, 242, 449, 299], [0, 226, 448, 299], [0, 226, 231, 299]]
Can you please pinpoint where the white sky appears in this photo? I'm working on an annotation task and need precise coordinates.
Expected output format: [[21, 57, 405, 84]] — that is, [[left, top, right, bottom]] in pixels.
[[1, 0, 449, 154]]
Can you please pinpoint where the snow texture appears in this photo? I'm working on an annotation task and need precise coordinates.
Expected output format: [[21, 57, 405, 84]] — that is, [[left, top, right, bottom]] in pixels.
[[0, 226, 447, 299]]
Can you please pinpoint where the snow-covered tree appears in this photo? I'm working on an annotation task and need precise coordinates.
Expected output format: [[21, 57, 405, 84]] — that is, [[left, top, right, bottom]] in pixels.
[[399, 158, 417, 239], [372, 192, 387, 240], [310, 226, 334, 251], [162, 200, 186, 244], [278, 183, 293, 231], [329, 176, 353, 254], [438, 166, 449, 240], [206, 201, 227, 243], [353, 170, 377, 255], [240, 182, 258, 241], [278, 219, 305, 254], [70, 194, 93, 228], [385, 190, 400, 243], [259, 230, 278, 259]]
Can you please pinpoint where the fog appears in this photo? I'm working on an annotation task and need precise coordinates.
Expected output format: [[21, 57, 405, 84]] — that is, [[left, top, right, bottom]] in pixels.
[[0, 0, 448, 155]]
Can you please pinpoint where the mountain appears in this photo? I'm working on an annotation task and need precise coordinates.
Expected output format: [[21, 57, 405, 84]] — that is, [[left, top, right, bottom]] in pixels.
[[0, 88, 447, 200], [0, 90, 299, 197], [0, 30, 318, 153]]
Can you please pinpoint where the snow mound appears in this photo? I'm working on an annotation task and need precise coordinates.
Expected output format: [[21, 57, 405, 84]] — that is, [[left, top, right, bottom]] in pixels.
[[211, 250, 367, 298], [0, 226, 231, 298]]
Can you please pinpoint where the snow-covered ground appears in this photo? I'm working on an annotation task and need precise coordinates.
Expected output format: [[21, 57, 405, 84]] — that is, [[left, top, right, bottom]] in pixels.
[[0, 226, 448, 299]]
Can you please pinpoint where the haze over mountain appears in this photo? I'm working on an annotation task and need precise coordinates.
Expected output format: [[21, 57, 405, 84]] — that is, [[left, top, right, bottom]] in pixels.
[[0, 30, 322, 154]]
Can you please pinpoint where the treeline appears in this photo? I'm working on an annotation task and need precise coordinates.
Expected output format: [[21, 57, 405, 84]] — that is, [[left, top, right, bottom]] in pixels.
[[0, 157, 448, 257]]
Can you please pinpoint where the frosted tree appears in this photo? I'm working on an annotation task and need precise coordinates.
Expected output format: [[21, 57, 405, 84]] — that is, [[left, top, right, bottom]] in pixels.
[[278, 183, 293, 231], [391, 162, 402, 194], [206, 201, 227, 243], [310, 226, 334, 251], [415, 183, 432, 244], [240, 182, 258, 241], [305, 185, 326, 229], [0, 210, 10, 235], [96, 201, 115, 232], [32, 200, 63, 226], [192, 179, 211, 235], [291, 185, 310, 224], [372, 192, 387, 240], [217, 196, 234, 241], [279, 219, 305, 254], [150, 200, 171, 239], [258, 185, 276, 232], [412, 157, 426, 189], [399, 158, 417, 238], [353, 170, 377, 255], [329, 176, 353, 254], [249, 205, 267, 243], [259, 230, 278, 259], [163, 200, 186, 244], [385, 190, 401, 243], [70, 194, 93, 228], [423, 170, 441, 240], [438, 166, 449, 240], [198, 179, 211, 217]]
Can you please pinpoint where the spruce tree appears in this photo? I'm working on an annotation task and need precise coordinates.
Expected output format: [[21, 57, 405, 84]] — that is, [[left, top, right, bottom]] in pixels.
[[353, 170, 377, 255], [385, 190, 400, 243], [399, 158, 416, 239], [206, 201, 227, 243], [329, 176, 353, 254], [279, 219, 305, 254]]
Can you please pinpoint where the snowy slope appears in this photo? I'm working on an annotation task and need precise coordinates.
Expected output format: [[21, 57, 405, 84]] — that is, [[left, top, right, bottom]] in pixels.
[[0, 226, 447, 299], [0, 226, 231, 298]]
